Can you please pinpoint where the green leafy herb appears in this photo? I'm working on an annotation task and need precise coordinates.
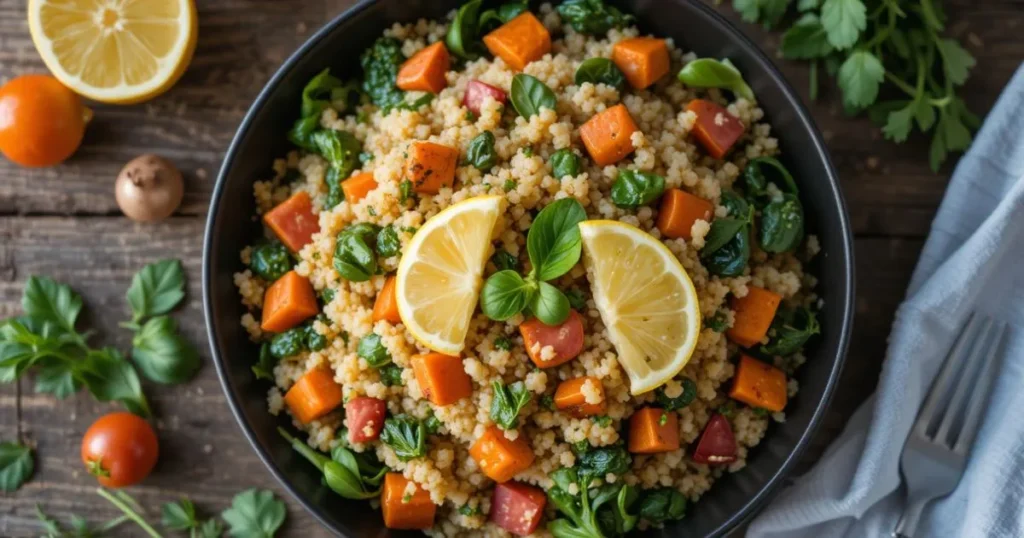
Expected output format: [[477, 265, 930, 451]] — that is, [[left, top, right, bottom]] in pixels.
[[503, 179, 517, 192], [704, 310, 730, 332], [529, 281, 571, 326], [677, 58, 755, 101], [491, 249, 519, 272], [820, 0, 866, 49], [655, 378, 697, 411], [458, 504, 481, 517], [447, 0, 485, 60], [574, 57, 626, 90], [376, 226, 402, 258], [480, 1, 530, 30], [248, 242, 293, 281], [393, 93, 435, 112], [424, 413, 442, 435], [549, 148, 582, 179], [300, 68, 360, 118], [480, 270, 534, 321], [565, 287, 587, 310], [759, 194, 805, 252], [838, 50, 883, 108], [279, 428, 382, 501], [126, 259, 186, 325], [780, 14, 834, 59], [131, 315, 200, 385], [221, 489, 287, 538], [269, 326, 306, 359], [36, 503, 128, 538], [733, 0, 791, 28], [287, 115, 320, 151], [743, 156, 799, 198], [0, 441, 33, 492], [311, 129, 362, 193], [540, 394, 555, 410], [378, 363, 404, 386], [466, 130, 498, 170], [510, 74, 557, 118], [610, 169, 665, 209], [761, 307, 820, 356], [702, 191, 753, 277], [361, 36, 406, 110], [556, 0, 634, 35], [161, 498, 199, 530], [548, 446, 637, 538], [305, 323, 327, 351], [753, 406, 772, 417], [380, 415, 427, 461], [399, 180, 414, 203], [357, 333, 392, 368], [334, 223, 381, 282], [593, 415, 612, 428], [637, 488, 687, 524], [494, 336, 514, 351], [490, 380, 532, 429]]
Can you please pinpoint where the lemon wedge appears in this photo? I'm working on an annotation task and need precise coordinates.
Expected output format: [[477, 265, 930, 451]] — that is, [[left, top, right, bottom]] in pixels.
[[28, 0, 198, 104], [579, 221, 701, 394], [396, 196, 503, 355]]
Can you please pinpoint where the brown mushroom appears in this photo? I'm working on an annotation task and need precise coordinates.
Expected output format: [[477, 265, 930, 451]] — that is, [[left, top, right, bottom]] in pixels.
[[115, 154, 184, 222]]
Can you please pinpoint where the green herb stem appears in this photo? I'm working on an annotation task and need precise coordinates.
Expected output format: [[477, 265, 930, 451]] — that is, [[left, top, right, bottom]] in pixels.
[[277, 427, 329, 471], [96, 488, 164, 538]]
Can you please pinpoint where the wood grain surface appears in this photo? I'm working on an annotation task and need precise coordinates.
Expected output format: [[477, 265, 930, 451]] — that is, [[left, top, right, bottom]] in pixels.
[[1, 0, 1022, 536]]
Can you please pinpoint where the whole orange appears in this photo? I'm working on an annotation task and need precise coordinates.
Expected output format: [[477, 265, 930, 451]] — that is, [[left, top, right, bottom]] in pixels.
[[0, 74, 90, 167]]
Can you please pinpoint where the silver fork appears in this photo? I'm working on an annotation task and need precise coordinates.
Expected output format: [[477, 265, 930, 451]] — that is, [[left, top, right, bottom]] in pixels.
[[893, 313, 1009, 538]]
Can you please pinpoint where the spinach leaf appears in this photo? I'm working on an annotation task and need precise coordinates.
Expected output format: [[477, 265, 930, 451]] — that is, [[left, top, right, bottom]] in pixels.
[[655, 378, 697, 411], [703, 226, 751, 277], [361, 37, 406, 110], [720, 188, 750, 217], [480, 1, 530, 30], [467, 130, 498, 170], [221, 489, 286, 538], [0, 441, 33, 492], [311, 129, 362, 180], [447, 0, 484, 60], [702, 191, 752, 277], [574, 57, 627, 89], [610, 169, 665, 208], [528, 281, 571, 326], [399, 180, 414, 203], [249, 242, 293, 281], [744, 156, 799, 195], [333, 223, 381, 281], [379, 363, 404, 386], [376, 226, 401, 258], [702, 217, 747, 255], [578, 445, 632, 480], [638, 488, 687, 524], [304, 324, 327, 351], [510, 74, 557, 118], [252, 342, 276, 381], [301, 68, 343, 118], [357, 333, 392, 368], [759, 194, 805, 253], [324, 167, 344, 209], [125, 259, 185, 325], [556, 0, 634, 35], [549, 148, 582, 179], [565, 287, 587, 310], [131, 315, 200, 385], [380, 415, 427, 461], [490, 380, 532, 429], [480, 270, 534, 321], [288, 115, 320, 151], [761, 307, 820, 356], [270, 326, 306, 359], [527, 198, 587, 281], [491, 249, 519, 271], [677, 58, 756, 101]]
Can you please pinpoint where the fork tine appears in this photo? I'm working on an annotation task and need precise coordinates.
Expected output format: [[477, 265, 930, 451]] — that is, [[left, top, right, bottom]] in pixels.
[[915, 313, 983, 435], [934, 316, 995, 444], [952, 321, 1008, 454]]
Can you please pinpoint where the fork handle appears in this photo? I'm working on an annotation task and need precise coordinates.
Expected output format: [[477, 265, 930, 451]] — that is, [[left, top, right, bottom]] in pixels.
[[893, 498, 929, 538]]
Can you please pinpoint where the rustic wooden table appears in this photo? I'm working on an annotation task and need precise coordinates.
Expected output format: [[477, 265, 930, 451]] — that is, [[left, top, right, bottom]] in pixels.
[[2, 0, 1022, 536]]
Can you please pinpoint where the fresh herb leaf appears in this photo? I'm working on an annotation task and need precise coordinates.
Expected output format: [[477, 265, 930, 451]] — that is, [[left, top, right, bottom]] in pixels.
[[380, 415, 427, 461], [837, 50, 883, 109], [125, 259, 186, 325], [311, 130, 362, 183], [491, 249, 519, 272], [221, 489, 286, 538], [480, 270, 533, 321], [936, 38, 976, 86], [0, 441, 33, 492], [759, 194, 805, 252], [578, 445, 631, 480], [744, 156, 799, 196], [638, 488, 687, 524], [610, 169, 665, 208], [556, 0, 634, 35], [466, 130, 498, 170], [705, 311, 730, 332], [361, 37, 406, 110], [23, 276, 83, 336], [549, 148, 582, 179], [480, 1, 529, 30], [379, 363, 404, 386], [131, 315, 201, 385], [528, 281, 571, 326], [161, 498, 199, 530], [249, 243, 293, 281], [677, 58, 755, 101], [301, 69, 343, 118], [494, 336, 514, 351], [83, 349, 152, 417], [252, 343, 276, 381], [565, 287, 587, 310], [458, 504, 481, 516], [574, 57, 627, 90], [288, 115, 320, 151], [490, 380, 532, 429], [269, 326, 306, 359], [510, 74, 557, 118], [357, 333, 392, 368], [526, 198, 587, 281], [781, 14, 834, 59], [376, 226, 401, 258], [399, 180, 414, 203], [820, 0, 866, 50], [447, 0, 485, 60], [655, 378, 697, 411], [333, 223, 381, 282], [761, 307, 820, 356]]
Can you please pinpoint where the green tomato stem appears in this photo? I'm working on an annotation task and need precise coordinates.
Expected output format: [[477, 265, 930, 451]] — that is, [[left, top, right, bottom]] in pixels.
[[95, 488, 164, 538]]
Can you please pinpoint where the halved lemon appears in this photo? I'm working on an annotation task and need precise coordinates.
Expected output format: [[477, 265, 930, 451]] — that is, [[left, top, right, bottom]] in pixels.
[[28, 0, 198, 104], [396, 196, 503, 355], [579, 221, 701, 394]]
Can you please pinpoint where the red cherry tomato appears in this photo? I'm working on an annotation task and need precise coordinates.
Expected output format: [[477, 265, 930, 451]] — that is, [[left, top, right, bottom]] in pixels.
[[490, 481, 547, 536], [691, 413, 737, 465], [520, 309, 585, 368], [81, 412, 158, 488], [345, 396, 387, 444], [0, 74, 90, 167], [463, 80, 507, 115]]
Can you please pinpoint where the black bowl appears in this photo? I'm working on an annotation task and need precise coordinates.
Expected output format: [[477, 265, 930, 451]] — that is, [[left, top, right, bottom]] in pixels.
[[203, 1, 855, 536]]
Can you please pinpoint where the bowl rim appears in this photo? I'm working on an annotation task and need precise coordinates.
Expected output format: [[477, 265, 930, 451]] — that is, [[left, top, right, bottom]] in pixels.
[[202, 0, 855, 536]]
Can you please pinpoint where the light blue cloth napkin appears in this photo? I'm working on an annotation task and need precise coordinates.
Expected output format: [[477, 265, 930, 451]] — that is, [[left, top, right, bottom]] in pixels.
[[748, 63, 1024, 538]]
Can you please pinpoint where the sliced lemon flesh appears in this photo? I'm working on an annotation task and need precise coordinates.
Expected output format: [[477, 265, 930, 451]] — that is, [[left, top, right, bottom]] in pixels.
[[579, 221, 701, 394], [396, 196, 503, 355], [28, 0, 198, 104]]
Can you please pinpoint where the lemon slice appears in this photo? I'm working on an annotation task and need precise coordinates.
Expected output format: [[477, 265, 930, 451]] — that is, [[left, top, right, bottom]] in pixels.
[[579, 221, 701, 394], [28, 0, 198, 104], [396, 196, 503, 355]]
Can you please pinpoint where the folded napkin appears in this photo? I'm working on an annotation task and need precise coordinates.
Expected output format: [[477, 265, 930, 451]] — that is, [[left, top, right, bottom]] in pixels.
[[748, 63, 1024, 538]]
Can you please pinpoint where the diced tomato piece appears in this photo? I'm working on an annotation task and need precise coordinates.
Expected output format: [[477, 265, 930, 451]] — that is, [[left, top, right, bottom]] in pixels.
[[464, 80, 507, 115], [686, 99, 745, 159], [490, 482, 547, 536], [519, 310, 585, 368], [692, 413, 737, 464], [345, 397, 387, 443]]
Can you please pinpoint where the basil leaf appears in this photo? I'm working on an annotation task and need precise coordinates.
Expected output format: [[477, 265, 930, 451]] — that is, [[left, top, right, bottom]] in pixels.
[[759, 194, 805, 253], [333, 223, 380, 282], [677, 58, 755, 101], [610, 170, 665, 208], [252, 342, 276, 381], [480, 270, 532, 321], [131, 315, 201, 385], [380, 415, 427, 461], [288, 115, 320, 151], [549, 148, 582, 180], [357, 333, 392, 368], [376, 226, 401, 258], [221, 489, 286, 538], [324, 461, 378, 499], [556, 0, 634, 35], [466, 130, 498, 170], [702, 217, 746, 254], [526, 198, 587, 281], [745, 156, 799, 195], [23, 276, 83, 337], [510, 74, 557, 118], [301, 68, 343, 118], [0, 441, 33, 492], [125, 259, 186, 324], [574, 57, 626, 89], [82, 348, 151, 417], [490, 380, 532, 429], [447, 0, 484, 60], [528, 281, 571, 326], [654, 378, 697, 411], [249, 242, 293, 281], [761, 307, 820, 356]]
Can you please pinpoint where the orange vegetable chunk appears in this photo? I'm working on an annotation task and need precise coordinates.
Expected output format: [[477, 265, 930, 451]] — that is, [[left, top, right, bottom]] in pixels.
[[381, 473, 436, 530], [656, 188, 715, 240], [341, 171, 378, 204], [470, 426, 535, 483], [411, 352, 472, 406], [612, 37, 670, 90], [406, 141, 458, 194], [260, 270, 319, 333], [730, 355, 788, 412], [554, 376, 606, 417], [263, 191, 319, 253], [283, 366, 343, 424], [628, 407, 680, 454], [520, 310, 585, 368], [397, 42, 450, 93], [579, 104, 640, 166], [686, 99, 746, 159], [483, 12, 551, 71], [727, 286, 782, 347], [372, 275, 402, 323]]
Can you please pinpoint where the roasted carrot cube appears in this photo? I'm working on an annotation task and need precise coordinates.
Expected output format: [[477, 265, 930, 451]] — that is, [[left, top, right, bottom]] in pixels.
[[579, 104, 640, 166], [372, 275, 402, 324], [381, 473, 436, 530], [612, 37, 670, 90], [341, 171, 378, 204], [483, 12, 551, 71], [628, 407, 679, 454], [730, 355, 788, 412], [411, 352, 472, 406], [283, 366, 343, 424], [554, 376, 606, 417], [656, 188, 714, 240], [263, 191, 319, 253], [470, 426, 535, 483], [397, 42, 450, 94], [686, 99, 745, 159], [260, 270, 319, 333], [406, 141, 458, 194], [727, 286, 782, 347]]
